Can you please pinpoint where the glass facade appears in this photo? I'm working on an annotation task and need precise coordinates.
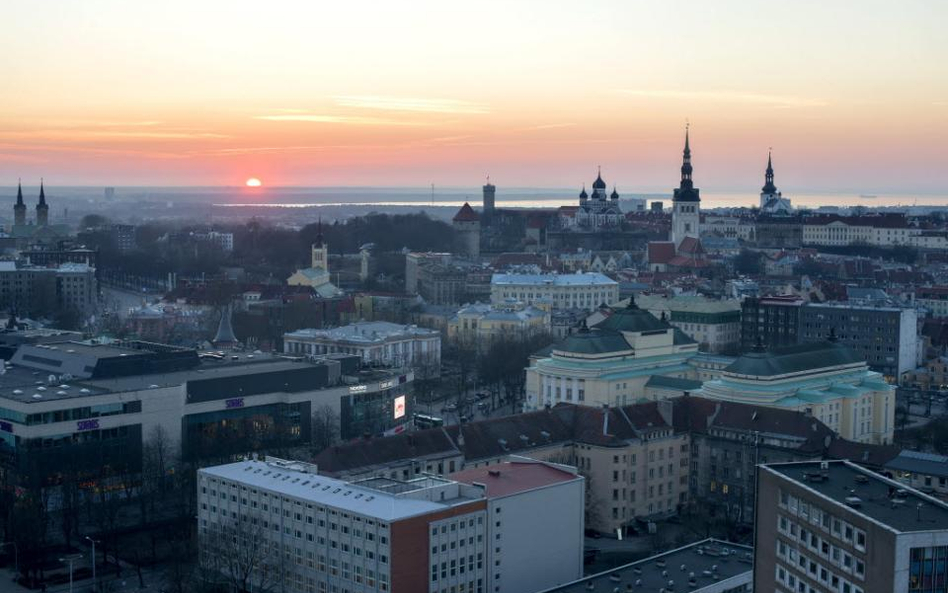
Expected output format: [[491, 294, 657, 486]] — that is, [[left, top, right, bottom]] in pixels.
[[340, 390, 411, 440], [911, 546, 948, 593], [183, 401, 310, 461]]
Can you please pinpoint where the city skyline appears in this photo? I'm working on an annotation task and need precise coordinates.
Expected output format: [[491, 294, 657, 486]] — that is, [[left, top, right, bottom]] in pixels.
[[1, 0, 946, 192]]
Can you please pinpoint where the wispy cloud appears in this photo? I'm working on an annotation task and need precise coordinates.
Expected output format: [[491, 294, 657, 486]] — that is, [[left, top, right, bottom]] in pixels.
[[934, 101, 948, 106], [333, 95, 490, 114], [0, 129, 229, 140], [616, 89, 827, 109], [254, 114, 435, 126], [520, 123, 576, 131]]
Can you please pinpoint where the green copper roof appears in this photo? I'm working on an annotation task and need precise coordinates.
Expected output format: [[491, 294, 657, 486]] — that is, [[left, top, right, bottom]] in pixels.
[[594, 300, 672, 334], [725, 341, 864, 377], [553, 329, 631, 355]]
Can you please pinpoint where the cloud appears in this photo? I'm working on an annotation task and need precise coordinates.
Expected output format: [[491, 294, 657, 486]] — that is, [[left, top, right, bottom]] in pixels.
[[333, 95, 490, 114], [520, 123, 576, 131], [616, 89, 827, 109], [0, 129, 228, 141], [254, 114, 434, 126]]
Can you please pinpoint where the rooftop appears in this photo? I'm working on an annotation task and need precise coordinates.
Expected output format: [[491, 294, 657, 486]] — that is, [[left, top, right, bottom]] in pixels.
[[724, 341, 866, 378], [885, 450, 948, 479], [491, 272, 618, 287], [539, 539, 752, 593], [767, 460, 948, 533], [635, 294, 741, 315], [449, 459, 580, 498], [285, 321, 439, 344], [201, 459, 482, 522]]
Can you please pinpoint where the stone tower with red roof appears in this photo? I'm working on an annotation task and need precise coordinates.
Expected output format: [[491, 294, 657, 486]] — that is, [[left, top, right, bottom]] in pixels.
[[453, 202, 480, 258]]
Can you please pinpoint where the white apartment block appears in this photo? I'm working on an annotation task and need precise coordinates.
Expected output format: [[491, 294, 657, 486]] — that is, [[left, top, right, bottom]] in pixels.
[[197, 457, 583, 593]]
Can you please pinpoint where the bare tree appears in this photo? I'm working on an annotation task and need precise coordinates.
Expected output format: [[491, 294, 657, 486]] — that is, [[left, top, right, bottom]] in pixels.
[[311, 405, 341, 454], [201, 515, 277, 593]]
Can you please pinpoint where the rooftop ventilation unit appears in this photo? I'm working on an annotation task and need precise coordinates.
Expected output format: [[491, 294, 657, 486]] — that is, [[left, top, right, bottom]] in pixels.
[[845, 496, 862, 508]]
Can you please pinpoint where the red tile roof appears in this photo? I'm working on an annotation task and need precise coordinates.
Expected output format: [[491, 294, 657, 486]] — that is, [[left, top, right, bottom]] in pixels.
[[450, 460, 579, 497], [453, 202, 480, 222], [677, 236, 705, 255], [648, 241, 676, 264]]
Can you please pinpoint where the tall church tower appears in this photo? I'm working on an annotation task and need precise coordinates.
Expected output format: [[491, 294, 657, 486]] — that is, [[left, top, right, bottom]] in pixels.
[[759, 151, 781, 208], [13, 180, 25, 226], [671, 126, 700, 247], [36, 180, 49, 226], [311, 219, 328, 272]]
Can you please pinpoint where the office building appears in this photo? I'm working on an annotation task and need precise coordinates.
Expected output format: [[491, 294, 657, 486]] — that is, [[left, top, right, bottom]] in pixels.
[[754, 460, 948, 593], [0, 261, 97, 316], [198, 457, 583, 593], [0, 340, 412, 486], [539, 539, 752, 593], [799, 301, 918, 380], [490, 272, 618, 312], [284, 321, 441, 370], [741, 295, 804, 351]]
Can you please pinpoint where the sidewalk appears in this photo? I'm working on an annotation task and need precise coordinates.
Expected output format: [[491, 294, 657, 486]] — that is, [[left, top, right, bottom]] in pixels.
[[0, 566, 159, 593]]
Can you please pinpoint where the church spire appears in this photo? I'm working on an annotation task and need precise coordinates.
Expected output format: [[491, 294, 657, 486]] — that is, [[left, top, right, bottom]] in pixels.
[[36, 178, 49, 226], [672, 124, 700, 203], [15, 180, 23, 206], [38, 179, 46, 205], [761, 150, 778, 194]]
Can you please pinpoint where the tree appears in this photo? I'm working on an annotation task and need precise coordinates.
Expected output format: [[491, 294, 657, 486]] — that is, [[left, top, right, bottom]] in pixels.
[[311, 405, 341, 454], [79, 213, 111, 229], [200, 515, 277, 593], [733, 249, 762, 275]]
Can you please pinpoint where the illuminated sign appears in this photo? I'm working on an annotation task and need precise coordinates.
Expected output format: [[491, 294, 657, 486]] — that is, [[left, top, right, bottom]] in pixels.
[[225, 398, 245, 409], [349, 385, 367, 393], [77, 419, 100, 432], [379, 380, 394, 390], [393, 395, 406, 420]]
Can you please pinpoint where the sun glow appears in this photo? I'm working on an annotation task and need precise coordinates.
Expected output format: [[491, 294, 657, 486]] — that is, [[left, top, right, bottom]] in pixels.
[[245, 177, 262, 187]]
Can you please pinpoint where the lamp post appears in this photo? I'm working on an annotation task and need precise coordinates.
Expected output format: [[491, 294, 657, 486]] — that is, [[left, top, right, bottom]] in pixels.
[[58, 553, 83, 593], [84, 536, 100, 590], [0, 542, 17, 581]]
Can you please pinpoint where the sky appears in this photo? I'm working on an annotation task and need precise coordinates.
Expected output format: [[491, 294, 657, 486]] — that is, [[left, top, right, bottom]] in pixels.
[[1, 0, 947, 193]]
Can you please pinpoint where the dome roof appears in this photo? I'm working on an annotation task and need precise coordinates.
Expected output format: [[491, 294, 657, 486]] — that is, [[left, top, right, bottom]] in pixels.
[[592, 172, 606, 190], [610, 187, 619, 199], [553, 328, 631, 356], [579, 187, 588, 199], [593, 297, 672, 334]]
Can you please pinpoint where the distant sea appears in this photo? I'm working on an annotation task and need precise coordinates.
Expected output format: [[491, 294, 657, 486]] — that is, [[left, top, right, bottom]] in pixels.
[[6, 186, 948, 211]]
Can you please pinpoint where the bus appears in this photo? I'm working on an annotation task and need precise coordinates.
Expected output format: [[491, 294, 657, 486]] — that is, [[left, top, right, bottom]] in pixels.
[[413, 413, 444, 430]]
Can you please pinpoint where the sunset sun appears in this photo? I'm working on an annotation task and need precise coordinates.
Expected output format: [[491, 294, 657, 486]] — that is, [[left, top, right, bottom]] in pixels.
[[245, 177, 262, 187]]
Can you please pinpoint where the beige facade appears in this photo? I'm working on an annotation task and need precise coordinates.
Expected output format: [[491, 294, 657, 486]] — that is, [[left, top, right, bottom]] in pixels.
[[447, 303, 550, 345]]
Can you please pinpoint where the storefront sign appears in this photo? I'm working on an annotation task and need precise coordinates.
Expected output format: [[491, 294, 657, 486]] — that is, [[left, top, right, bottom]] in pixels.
[[225, 398, 245, 409], [379, 380, 394, 390], [349, 385, 367, 393], [77, 419, 100, 432]]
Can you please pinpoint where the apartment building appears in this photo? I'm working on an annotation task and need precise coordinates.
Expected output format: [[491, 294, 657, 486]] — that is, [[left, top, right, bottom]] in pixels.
[[916, 286, 948, 319], [740, 295, 804, 352], [198, 457, 583, 593], [754, 460, 948, 593]]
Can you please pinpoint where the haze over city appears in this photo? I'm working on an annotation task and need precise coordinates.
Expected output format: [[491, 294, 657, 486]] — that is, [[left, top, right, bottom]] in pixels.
[[2, 0, 947, 194]]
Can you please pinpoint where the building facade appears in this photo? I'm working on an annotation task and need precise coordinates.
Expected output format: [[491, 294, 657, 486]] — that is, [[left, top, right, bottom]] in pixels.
[[754, 460, 948, 593], [198, 457, 583, 593], [284, 321, 441, 370], [740, 295, 805, 352], [490, 272, 618, 312], [917, 286, 948, 318], [574, 169, 622, 230], [447, 302, 550, 346], [799, 301, 918, 380], [634, 295, 741, 354], [524, 299, 701, 411], [698, 340, 896, 444]]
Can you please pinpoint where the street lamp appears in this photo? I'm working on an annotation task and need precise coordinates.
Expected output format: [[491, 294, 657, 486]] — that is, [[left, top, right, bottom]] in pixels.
[[58, 553, 83, 593], [0, 542, 17, 581], [84, 536, 100, 590]]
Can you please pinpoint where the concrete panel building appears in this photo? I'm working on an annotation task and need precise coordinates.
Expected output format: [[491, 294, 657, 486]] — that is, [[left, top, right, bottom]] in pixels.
[[754, 460, 948, 593]]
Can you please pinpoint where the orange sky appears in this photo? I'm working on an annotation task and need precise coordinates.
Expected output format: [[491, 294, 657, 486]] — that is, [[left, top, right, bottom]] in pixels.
[[1, 0, 946, 192]]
